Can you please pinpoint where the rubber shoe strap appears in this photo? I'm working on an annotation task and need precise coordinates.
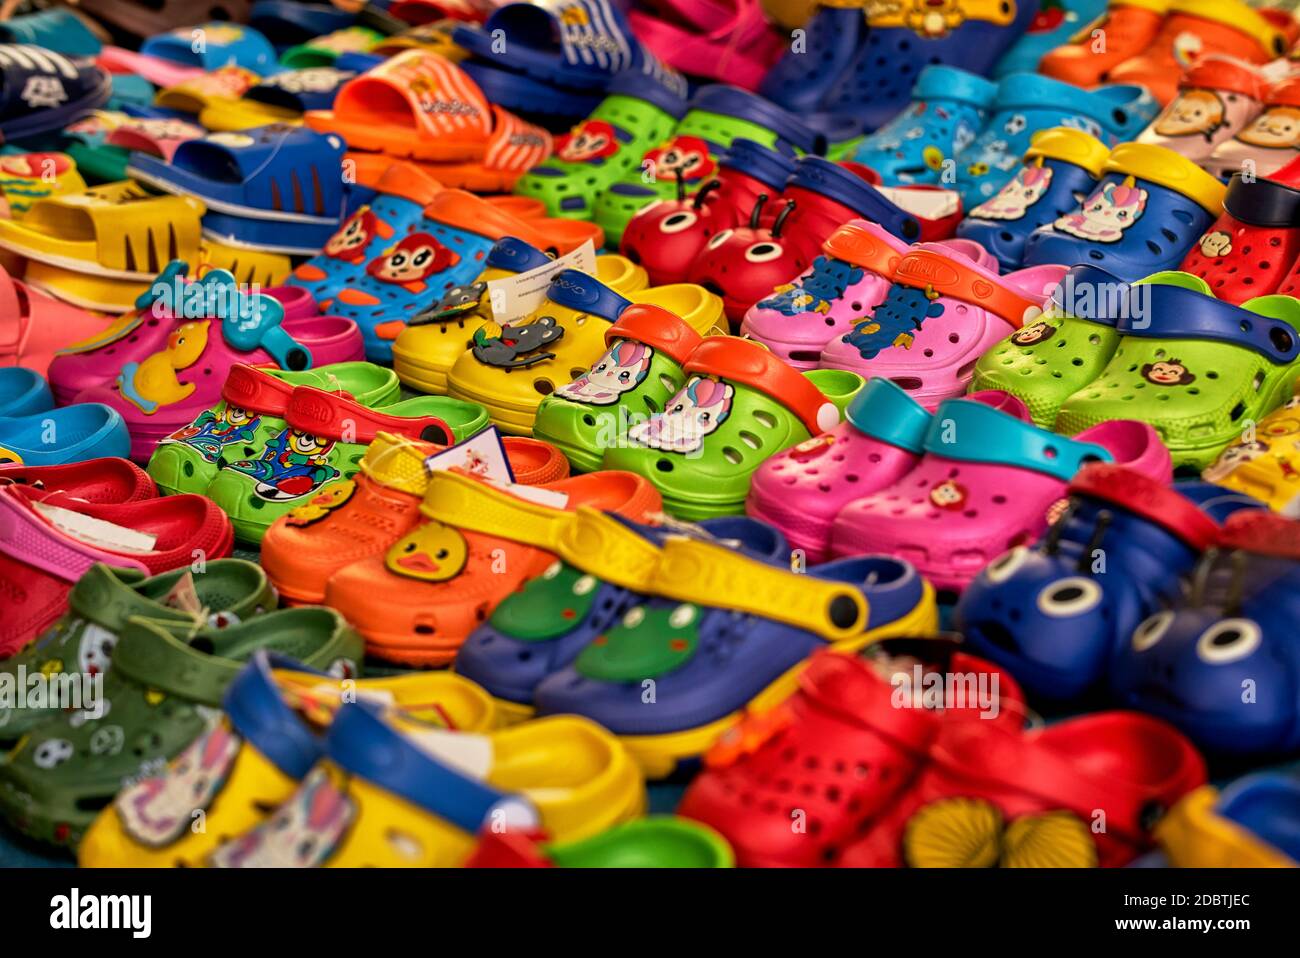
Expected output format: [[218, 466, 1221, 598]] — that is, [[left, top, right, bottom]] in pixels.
[[419, 471, 573, 549], [552, 507, 661, 592], [0, 490, 149, 583], [891, 248, 1038, 330], [360, 431, 437, 496]]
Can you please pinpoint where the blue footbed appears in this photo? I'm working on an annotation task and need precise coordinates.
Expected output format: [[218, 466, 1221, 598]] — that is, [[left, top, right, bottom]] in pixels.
[[0, 403, 129, 465], [0, 367, 53, 419]]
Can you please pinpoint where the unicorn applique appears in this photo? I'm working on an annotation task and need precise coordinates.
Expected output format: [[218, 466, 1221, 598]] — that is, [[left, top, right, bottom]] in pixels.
[[969, 161, 1055, 221], [628, 375, 734, 454], [555, 339, 654, 405], [1053, 177, 1148, 243]]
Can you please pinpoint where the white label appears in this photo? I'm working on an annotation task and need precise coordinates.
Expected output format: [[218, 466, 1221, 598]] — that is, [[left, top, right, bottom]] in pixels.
[[876, 185, 961, 222], [33, 503, 157, 554], [424, 425, 515, 483], [485, 240, 598, 323], [487, 482, 570, 509]]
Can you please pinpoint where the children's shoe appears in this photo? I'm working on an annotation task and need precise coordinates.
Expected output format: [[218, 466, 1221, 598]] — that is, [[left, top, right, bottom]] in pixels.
[[835, 711, 1205, 867], [446, 271, 723, 435], [1110, 510, 1300, 756], [0, 402, 130, 467], [1206, 76, 1300, 181], [0, 262, 116, 377], [1178, 160, 1300, 305], [969, 264, 1127, 427], [1054, 272, 1300, 471], [324, 469, 660, 666], [391, 241, 648, 396], [756, 7, 869, 116], [0, 607, 362, 847], [532, 305, 704, 473], [628, 0, 785, 92], [456, 514, 788, 721], [603, 337, 861, 519], [847, 66, 998, 187], [1202, 387, 1300, 509], [1136, 55, 1267, 163], [0, 484, 234, 657], [819, 242, 1067, 410], [1039, 0, 1171, 88], [954, 74, 1157, 207], [0, 458, 156, 504], [956, 464, 1236, 701], [206, 707, 643, 867], [259, 431, 567, 605], [678, 637, 1023, 867], [1107, 0, 1293, 105], [1157, 773, 1300, 868], [0, 559, 275, 743], [534, 539, 937, 778], [957, 127, 1110, 271], [620, 138, 798, 287], [993, 0, 1110, 77], [467, 816, 734, 867], [1022, 143, 1225, 281], [829, 393, 1172, 593], [513, 76, 687, 220], [690, 157, 964, 324], [0, 367, 52, 419], [79, 650, 498, 867]]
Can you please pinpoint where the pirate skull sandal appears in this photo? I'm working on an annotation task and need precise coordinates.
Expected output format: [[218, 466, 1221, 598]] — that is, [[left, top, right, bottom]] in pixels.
[[1110, 509, 1300, 756], [1039, 0, 1171, 88], [323, 468, 660, 666], [1053, 271, 1300, 471], [969, 264, 1128, 427], [955, 463, 1240, 701], [829, 393, 1172, 593], [0, 401, 130, 467], [602, 336, 862, 520], [205, 705, 643, 867], [1205, 76, 1300, 181], [78, 649, 498, 868], [533, 537, 937, 779], [1178, 159, 1300, 306], [847, 66, 998, 187], [1136, 55, 1267, 164], [0, 559, 275, 745], [677, 637, 1024, 867], [1022, 142, 1226, 282], [391, 238, 648, 396], [456, 514, 789, 723], [0, 606, 362, 847], [956, 127, 1110, 271], [817, 243, 1068, 410], [953, 74, 1157, 207], [445, 270, 723, 435], [1157, 772, 1300, 868], [0, 457, 156, 504], [835, 710, 1205, 868]]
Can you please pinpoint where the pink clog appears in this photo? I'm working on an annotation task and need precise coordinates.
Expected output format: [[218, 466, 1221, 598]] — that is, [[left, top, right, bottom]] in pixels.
[[97, 46, 205, 89], [0, 264, 116, 377]]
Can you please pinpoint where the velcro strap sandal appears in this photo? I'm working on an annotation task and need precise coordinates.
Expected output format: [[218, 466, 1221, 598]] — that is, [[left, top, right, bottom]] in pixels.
[[79, 650, 497, 867], [1157, 774, 1300, 868], [533, 538, 938, 778], [1053, 271, 1300, 470], [1023, 142, 1226, 281], [1136, 54, 1267, 163], [603, 336, 861, 519], [0, 607, 362, 847], [829, 392, 1172, 592], [957, 126, 1110, 271]]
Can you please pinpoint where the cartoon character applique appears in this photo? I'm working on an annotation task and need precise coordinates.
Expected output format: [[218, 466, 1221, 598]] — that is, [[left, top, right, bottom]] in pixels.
[[1142, 359, 1194, 386], [1197, 230, 1232, 258], [644, 136, 716, 183], [1010, 321, 1056, 347], [285, 480, 357, 527], [1236, 105, 1300, 151], [471, 316, 564, 369], [1203, 440, 1270, 482], [1154, 89, 1227, 141], [365, 233, 460, 293], [385, 520, 469, 582], [904, 0, 966, 37], [555, 339, 653, 405], [969, 162, 1054, 221], [116, 320, 211, 414], [930, 479, 968, 511], [226, 429, 340, 501], [628, 376, 734, 454], [756, 255, 865, 317], [209, 767, 356, 868], [556, 119, 620, 163], [161, 405, 260, 463], [326, 207, 388, 263], [116, 720, 242, 847], [1053, 178, 1148, 243], [844, 284, 944, 359], [410, 282, 487, 326], [77, 623, 118, 677]]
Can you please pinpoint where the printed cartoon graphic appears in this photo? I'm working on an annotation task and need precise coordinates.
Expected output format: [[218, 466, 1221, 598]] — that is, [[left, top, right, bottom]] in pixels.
[[226, 428, 340, 501], [1203, 440, 1270, 482], [162, 405, 261, 463], [1197, 230, 1233, 258], [116, 320, 211, 414], [556, 119, 619, 163], [628, 376, 734, 454], [903, 0, 967, 38], [77, 623, 118, 677], [556, 339, 654, 405], [385, 520, 469, 582], [1154, 89, 1227, 141], [116, 721, 241, 847], [285, 480, 357, 527], [1141, 359, 1195, 386], [1053, 178, 1148, 243], [471, 316, 564, 369], [644, 136, 715, 183], [412, 282, 488, 325], [209, 768, 356, 868], [366, 233, 460, 292], [1010, 321, 1056, 347], [969, 162, 1054, 221], [1237, 106, 1300, 149], [756, 255, 866, 317], [326, 208, 387, 263], [930, 479, 968, 511], [844, 285, 945, 360]]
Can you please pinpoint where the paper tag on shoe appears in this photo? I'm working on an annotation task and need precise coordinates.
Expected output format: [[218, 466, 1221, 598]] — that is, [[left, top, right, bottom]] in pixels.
[[424, 425, 516, 483], [160, 570, 203, 615], [876, 185, 961, 222], [486, 240, 598, 324], [32, 502, 158, 555]]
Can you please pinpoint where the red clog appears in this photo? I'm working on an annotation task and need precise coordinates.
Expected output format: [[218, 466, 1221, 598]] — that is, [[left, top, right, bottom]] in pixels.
[[0, 458, 156, 504]]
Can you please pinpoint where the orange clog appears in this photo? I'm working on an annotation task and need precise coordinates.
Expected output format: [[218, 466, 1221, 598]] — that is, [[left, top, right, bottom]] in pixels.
[[1039, 0, 1171, 88]]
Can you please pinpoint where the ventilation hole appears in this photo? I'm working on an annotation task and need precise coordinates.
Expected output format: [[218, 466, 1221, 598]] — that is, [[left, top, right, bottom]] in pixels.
[[722, 447, 744, 465], [534, 379, 554, 395], [753, 410, 777, 428], [738, 430, 762, 450]]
